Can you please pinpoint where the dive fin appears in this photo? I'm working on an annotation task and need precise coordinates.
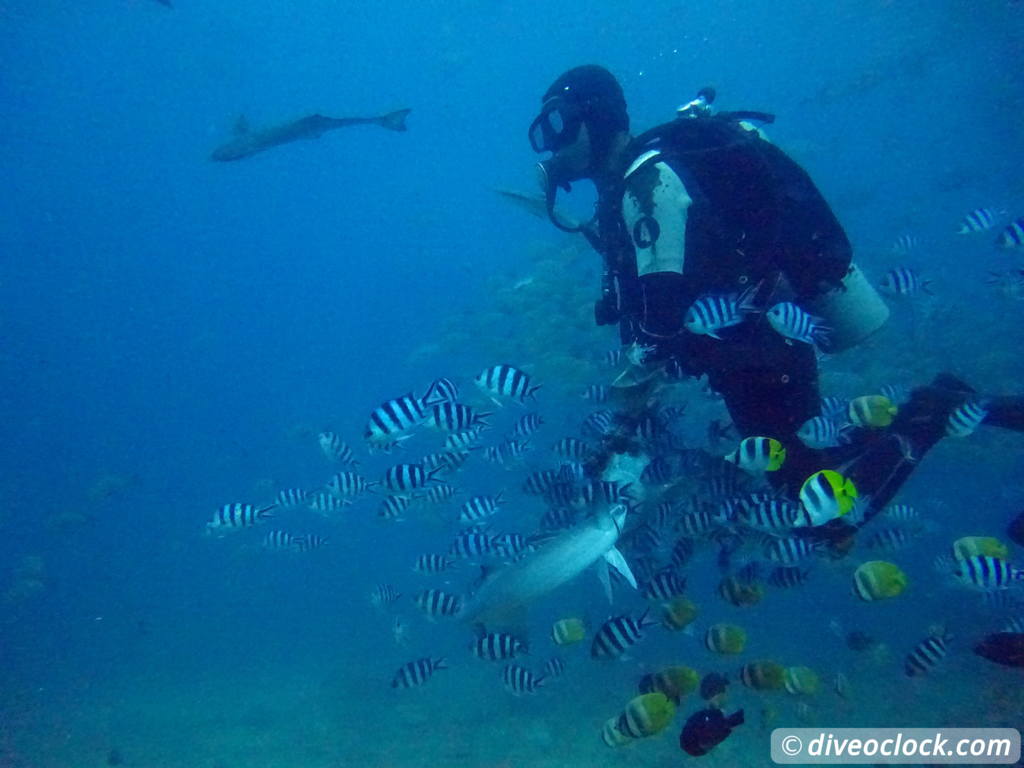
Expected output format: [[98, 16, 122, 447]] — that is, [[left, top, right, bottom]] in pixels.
[[603, 546, 637, 589]]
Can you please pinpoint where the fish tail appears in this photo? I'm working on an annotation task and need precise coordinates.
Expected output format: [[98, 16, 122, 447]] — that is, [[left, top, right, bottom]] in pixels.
[[380, 108, 412, 132]]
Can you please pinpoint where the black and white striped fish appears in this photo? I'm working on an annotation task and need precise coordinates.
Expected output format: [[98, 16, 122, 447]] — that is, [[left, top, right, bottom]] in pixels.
[[955, 556, 1024, 590], [414, 588, 461, 618], [996, 217, 1024, 249], [391, 657, 447, 688], [318, 432, 358, 465], [767, 302, 829, 345], [416, 483, 458, 505], [551, 437, 592, 461], [890, 233, 920, 255], [582, 384, 610, 403], [946, 400, 989, 438], [738, 498, 801, 532], [502, 664, 546, 695], [207, 503, 274, 533], [512, 412, 545, 437], [765, 537, 821, 564], [294, 534, 328, 552], [421, 450, 469, 475], [957, 208, 999, 234], [540, 507, 576, 531], [274, 488, 309, 507], [671, 537, 696, 568], [421, 377, 459, 406], [642, 570, 687, 601], [470, 632, 527, 661], [491, 532, 533, 560], [475, 364, 540, 403], [768, 565, 810, 588], [444, 428, 485, 452], [308, 493, 351, 515], [878, 267, 932, 296], [581, 410, 617, 439], [449, 531, 496, 560], [383, 463, 442, 492], [865, 527, 915, 551], [820, 395, 848, 421], [542, 657, 566, 678], [378, 495, 411, 521], [684, 286, 758, 339], [326, 471, 377, 498], [904, 631, 951, 676], [370, 583, 402, 608], [364, 393, 426, 445], [881, 503, 920, 524], [879, 383, 911, 405], [428, 402, 491, 433], [413, 553, 455, 573], [603, 349, 623, 367], [263, 530, 300, 551], [591, 611, 657, 659], [459, 493, 505, 525], [522, 469, 561, 496]]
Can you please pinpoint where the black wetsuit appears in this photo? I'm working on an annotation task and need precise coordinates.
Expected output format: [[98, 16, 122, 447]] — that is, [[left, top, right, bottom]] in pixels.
[[587, 115, 1018, 529]]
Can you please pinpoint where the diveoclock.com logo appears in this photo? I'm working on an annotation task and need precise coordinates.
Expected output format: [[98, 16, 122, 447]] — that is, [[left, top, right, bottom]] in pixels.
[[770, 728, 1021, 765]]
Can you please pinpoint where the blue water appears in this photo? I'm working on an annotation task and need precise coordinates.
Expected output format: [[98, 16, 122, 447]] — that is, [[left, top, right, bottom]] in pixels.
[[2, 1, 1024, 766]]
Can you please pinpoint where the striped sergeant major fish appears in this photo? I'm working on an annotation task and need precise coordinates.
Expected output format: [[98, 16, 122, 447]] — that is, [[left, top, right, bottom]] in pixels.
[[382, 463, 443, 492], [318, 432, 358, 466], [391, 657, 447, 689], [326, 471, 378, 498], [470, 631, 528, 661], [449, 531, 497, 560], [364, 393, 426, 446], [207, 503, 275, 534], [878, 267, 933, 296], [502, 664, 546, 695], [263, 530, 301, 551], [904, 630, 952, 676], [428, 402, 491, 433], [370, 583, 402, 608], [551, 437, 593, 461], [542, 656, 567, 678], [684, 285, 759, 339], [459, 493, 505, 525], [211, 109, 411, 162], [458, 504, 636, 628], [414, 588, 462, 619], [957, 207, 1000, 234], [378, 493, 409, 524], [308, 492, 351, 515], [421, 377, 459, 406], [512, 412, 545, 437], [996, 217, 1024, 249], [582, 410, 617, 439], [591, 610, 658, 659], [475, 364, 541, 404], [766, 302, 830, 345], [890, 233, 919, 255], [413, 553, 455, 573], [294, 534, 328, 552], [444, 428, 485, 452], [955, 556, 1024, 590], [274, 488, 309, 507], [946, 400, 989, 438]]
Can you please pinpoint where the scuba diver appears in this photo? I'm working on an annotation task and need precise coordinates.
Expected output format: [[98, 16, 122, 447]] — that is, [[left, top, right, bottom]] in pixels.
[[528, 64, 1024, 545]]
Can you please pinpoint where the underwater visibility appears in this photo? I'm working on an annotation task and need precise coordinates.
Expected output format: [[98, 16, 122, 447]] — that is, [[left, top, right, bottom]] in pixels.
[[2, 1, 1024, 767]]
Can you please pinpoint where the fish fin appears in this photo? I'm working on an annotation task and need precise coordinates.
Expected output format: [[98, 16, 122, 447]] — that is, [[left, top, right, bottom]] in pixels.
[[379, 108, 411, 132], [597, 559, 613, 604], [603, 546, 637, 589], [233, 115, 250, 135]]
